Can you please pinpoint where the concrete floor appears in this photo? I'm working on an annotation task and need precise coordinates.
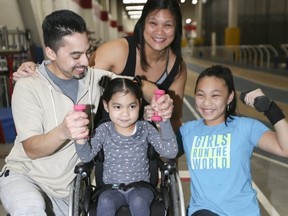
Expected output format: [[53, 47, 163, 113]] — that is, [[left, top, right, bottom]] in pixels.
[[1, 52, 288, 215]]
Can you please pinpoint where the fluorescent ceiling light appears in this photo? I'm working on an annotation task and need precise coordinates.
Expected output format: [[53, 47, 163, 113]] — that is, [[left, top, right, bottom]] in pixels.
[[126, 5, 144, 10], [128, 11, 142, 15], [130, 14, 142, 19], [123, 0, 147, 3]]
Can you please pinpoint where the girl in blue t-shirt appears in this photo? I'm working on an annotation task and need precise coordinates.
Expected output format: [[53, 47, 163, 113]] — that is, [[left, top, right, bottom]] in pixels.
[[178, 65, 288, 216]]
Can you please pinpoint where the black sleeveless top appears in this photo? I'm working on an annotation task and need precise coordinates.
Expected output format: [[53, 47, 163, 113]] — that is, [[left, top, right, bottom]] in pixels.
[[95, 36, 181, 126], [121, 36, 181, 91]]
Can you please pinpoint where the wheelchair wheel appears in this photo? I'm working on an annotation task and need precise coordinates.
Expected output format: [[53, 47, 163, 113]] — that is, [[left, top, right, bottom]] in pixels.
[[73, 173, 84, 216], [69, 173, 85, 216], [169, 172, 186, 216], [69, 173, 93, 216]]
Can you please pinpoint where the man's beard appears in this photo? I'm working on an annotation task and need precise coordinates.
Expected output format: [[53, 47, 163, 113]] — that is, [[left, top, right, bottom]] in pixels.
[[73, 66, 88, 80]]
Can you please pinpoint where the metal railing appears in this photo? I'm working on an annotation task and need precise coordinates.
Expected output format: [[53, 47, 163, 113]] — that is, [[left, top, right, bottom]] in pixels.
[[0, 26, 28, 51], [280, 44, 288, 70], [191, 44, 284, 71]]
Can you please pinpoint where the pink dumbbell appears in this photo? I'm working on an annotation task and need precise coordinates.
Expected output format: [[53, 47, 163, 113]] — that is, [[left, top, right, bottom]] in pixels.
[[73, 104, 88, 139], [73, 104, 86, 112], [151, 89, 165, 122]]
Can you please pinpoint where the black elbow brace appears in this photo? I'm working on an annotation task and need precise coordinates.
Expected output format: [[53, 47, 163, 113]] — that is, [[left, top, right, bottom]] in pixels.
[[264, 101, 285, 125]]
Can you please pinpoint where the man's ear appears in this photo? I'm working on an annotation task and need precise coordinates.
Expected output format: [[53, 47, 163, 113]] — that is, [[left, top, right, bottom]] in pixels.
[[45, 47, 56, 60], [103, 100, 109, 113]]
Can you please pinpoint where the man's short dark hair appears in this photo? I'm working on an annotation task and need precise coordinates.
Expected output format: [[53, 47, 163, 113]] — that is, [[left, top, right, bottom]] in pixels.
[[42, 10, 87, 52]]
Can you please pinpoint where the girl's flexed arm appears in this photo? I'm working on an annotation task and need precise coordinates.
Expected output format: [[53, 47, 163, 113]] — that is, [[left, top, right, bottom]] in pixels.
[[241, 88, 288, 157]]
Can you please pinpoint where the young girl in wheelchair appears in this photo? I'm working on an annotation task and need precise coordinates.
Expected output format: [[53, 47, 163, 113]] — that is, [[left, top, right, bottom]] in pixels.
[[74, 76, 178, 216]]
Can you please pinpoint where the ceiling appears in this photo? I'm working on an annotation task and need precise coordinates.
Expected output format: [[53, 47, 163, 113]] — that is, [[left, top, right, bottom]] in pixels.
[[122, 0, 147, 19]]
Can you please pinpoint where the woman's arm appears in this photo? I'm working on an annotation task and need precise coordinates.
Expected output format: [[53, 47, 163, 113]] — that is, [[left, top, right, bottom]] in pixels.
[[13, 38, 129, 80], [168, 60, 187, 131], [142, 61, 187, 132], [13, 61, 38, 80], [93, 38, 128, 74]]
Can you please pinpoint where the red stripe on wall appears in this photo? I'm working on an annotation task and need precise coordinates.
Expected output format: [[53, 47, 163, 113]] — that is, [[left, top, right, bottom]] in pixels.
[[100, 11, 109, 21], [73, 0, 92, 9], [110, 20, 117, 28], [118, 25, 123, 32]]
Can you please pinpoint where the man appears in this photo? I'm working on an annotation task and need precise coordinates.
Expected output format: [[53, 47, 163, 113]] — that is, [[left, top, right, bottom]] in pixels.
[[0, 10, 173, 215]]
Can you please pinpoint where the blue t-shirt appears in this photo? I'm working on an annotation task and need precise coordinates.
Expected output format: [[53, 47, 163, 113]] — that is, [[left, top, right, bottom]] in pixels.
[[179, 116, 269, 216]]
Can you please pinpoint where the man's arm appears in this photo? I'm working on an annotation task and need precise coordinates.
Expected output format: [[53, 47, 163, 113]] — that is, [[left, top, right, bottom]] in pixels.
[[22, 110, 89, 159], [12, 79, 89, 160]]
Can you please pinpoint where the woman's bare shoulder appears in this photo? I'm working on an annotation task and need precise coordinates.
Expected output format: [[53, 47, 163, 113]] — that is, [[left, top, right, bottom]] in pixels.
[[94, 38, 129, 72], [97, 37, 128, 54]]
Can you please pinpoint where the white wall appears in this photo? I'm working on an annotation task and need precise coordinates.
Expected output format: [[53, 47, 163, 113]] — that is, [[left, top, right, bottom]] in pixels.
[[0, 0, 24, 29], [0, 0, 102, 48], [0, 0, 26, 50]]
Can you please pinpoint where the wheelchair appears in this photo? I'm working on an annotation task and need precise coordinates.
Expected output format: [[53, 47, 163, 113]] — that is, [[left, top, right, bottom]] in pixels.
[[68, 145, 186, 216]]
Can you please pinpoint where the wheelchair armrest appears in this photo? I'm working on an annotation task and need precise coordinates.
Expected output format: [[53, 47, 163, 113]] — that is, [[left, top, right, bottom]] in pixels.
[[74, 160, 94, 175]]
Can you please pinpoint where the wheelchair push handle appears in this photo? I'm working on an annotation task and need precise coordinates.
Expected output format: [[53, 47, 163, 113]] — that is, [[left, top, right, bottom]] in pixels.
[[151, 89, 165, 122]]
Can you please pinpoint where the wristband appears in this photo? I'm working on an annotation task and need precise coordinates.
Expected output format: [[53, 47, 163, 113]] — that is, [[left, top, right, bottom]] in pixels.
[[239, 91, 271, 112], [264, 101, 285, 125], [254, 96, 271, 112]]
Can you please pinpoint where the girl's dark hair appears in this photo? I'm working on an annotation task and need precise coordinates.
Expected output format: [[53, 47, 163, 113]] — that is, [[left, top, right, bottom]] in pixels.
[[133, 0, 183, 71], [99, 76, 143, 104], [42, 10, 87, 52], [194, 65, 237, 124]]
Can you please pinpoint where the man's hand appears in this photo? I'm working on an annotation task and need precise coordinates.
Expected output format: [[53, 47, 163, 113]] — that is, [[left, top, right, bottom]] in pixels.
[[13, 61, 38, 81], [22, 109, 89, 159], [63, 110, 90, 141]]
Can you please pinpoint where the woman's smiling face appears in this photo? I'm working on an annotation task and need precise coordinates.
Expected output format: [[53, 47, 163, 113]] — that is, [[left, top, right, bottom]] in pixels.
[[143, 9, 176, 51]]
